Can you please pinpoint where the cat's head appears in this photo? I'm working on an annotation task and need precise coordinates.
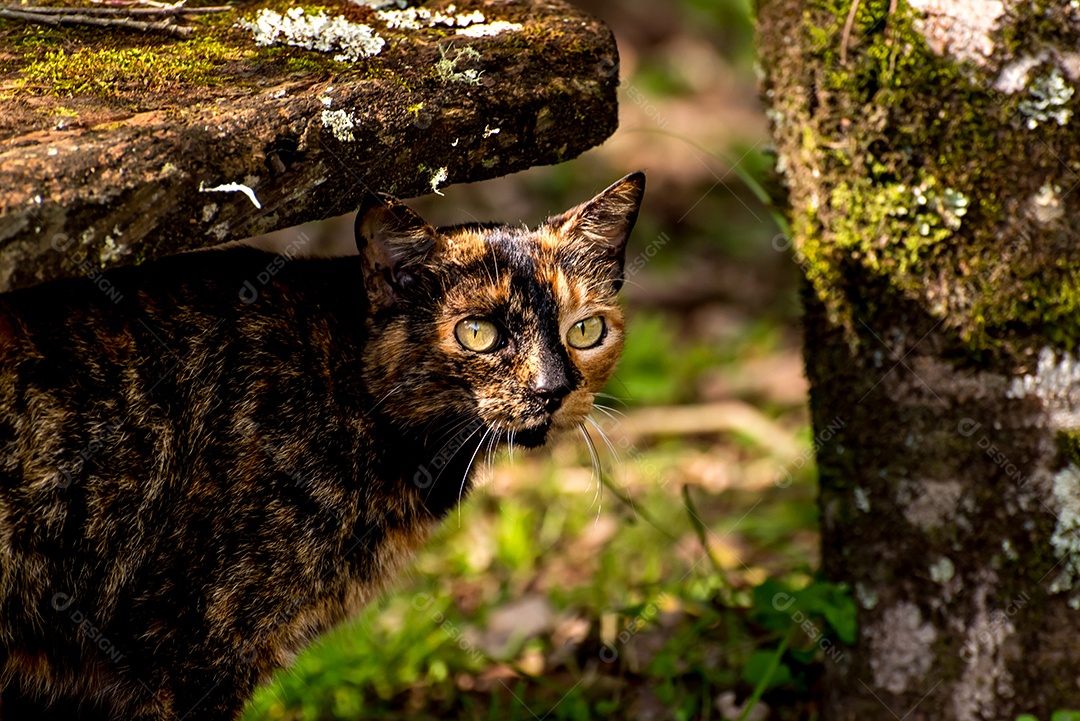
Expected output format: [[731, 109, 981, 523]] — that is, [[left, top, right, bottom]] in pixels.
[[355, 172, 644, 450]]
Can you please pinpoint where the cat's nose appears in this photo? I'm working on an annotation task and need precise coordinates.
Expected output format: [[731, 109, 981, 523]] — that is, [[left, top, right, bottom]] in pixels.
[[530, 369, 571, 412]]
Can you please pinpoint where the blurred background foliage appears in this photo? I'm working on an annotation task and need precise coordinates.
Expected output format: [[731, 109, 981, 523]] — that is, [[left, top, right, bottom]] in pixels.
[[242, 0, 852, 719]]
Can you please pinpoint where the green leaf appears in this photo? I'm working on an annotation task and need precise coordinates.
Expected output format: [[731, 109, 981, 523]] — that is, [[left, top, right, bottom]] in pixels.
[[750, 578, 796, 632], [741, 649, 793, 690], [1051, 711, 1080, 721]]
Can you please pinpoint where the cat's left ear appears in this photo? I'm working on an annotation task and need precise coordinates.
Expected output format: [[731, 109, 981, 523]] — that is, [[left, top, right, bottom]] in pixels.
[[545, 171, 645, 292], [355, 191, 440, 306]]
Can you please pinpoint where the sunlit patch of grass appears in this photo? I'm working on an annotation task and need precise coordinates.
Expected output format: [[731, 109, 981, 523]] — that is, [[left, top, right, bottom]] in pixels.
[[243, 396, 844, 721]]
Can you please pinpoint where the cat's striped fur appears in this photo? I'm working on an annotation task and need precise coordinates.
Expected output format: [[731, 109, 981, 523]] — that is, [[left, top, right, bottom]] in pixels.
[[0, 172, 644, 720]]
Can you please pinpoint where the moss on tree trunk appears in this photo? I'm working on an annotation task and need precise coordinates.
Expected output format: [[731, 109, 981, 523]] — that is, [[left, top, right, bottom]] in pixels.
[[758, 0, 1080, 717]]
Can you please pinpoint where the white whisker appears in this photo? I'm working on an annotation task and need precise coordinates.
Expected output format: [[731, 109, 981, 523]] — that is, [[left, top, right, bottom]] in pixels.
[[424, 421, 485, 503], [578, 423, 603, 521], [484, 422, 501, 477], [457, 425, 493, 527], [591, 404, 624, 426], [586, 415, 621, 471], [588, 416, 636, 516], [616, 277, 646, 291], [427, 416, 480, 460], [594, 392, 629, 409], [369, 382, 404, 412]]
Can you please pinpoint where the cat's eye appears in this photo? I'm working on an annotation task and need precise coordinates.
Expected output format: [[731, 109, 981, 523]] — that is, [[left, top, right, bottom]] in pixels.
[[455, 318, 500, 352], [567, 316, 605, 349]]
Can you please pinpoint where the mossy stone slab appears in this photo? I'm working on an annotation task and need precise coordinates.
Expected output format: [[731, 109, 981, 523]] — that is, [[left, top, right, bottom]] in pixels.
[[0, 0, 618, 291]]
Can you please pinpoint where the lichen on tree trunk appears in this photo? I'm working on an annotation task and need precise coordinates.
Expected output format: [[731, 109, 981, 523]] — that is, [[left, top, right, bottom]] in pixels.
[[758, 0, 1080, 718]]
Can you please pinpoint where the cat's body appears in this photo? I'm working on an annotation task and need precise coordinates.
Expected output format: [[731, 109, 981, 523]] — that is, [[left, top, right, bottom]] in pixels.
[[0, 173, 644, 720]]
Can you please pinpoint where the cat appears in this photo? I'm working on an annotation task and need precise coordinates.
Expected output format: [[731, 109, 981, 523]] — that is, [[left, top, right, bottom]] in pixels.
[[0, 171, 645, 720]]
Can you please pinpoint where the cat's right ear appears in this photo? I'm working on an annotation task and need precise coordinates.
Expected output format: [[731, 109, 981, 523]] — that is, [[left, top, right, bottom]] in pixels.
[[544, 171, 645, 293], [355, 191, 439, 306]]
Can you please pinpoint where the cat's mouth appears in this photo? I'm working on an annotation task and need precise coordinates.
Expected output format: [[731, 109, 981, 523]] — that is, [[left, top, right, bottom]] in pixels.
[[512, 420, 552, 449]]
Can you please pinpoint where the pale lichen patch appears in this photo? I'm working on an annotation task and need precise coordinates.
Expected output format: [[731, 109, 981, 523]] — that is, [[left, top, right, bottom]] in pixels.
[[99, 233, 127, 264], [1029, 183, 1064, 224], [868, 601, 937, 694], [456, 21, 524, 38], [930, 556, 955, 584], [906, 0, 1005, 66], [209, 222, 230, 241], [855, 582, 879, 610], [237, 8, 385, 62], [994, 53, 1049, 94], [434, 45, 482, 85], [953, 582, 1017, 721], [429, 166, 448, 195], [1006, 348, 1080, 428], [321, 109, 357, 142], [1018, 68, 1074, 129], [377, 4, 485, 30], [1047, 464, 1080, 598], [900, 479, 964, 531]]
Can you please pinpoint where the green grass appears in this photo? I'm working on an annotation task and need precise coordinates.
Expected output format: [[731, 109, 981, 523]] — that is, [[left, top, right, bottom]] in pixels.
[[242, 380, 843, 721]]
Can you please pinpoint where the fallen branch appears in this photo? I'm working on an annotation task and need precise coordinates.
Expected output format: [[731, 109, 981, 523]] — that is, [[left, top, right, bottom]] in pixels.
[[608, 401, 806, 462], [4, 4, 231, 15], [89, 0, 186, 6], [0, 6, 195, 36]]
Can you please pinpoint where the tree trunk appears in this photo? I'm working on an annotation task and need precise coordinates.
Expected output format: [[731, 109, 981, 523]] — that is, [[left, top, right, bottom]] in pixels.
[[758, 1, 1080, 718]]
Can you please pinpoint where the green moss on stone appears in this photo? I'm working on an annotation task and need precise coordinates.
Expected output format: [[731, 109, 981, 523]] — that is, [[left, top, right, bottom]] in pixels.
[[21, 36, 240, 97], [1057, 430, 1080, 469], [282, 53, 341, 74]]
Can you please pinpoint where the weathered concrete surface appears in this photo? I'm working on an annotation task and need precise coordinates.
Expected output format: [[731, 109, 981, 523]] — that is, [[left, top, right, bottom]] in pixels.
[[0, 0, 619, 291]]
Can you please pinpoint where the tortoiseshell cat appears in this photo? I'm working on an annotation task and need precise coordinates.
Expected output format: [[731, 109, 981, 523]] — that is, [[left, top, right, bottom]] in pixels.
[[0, 172, 644, 720]]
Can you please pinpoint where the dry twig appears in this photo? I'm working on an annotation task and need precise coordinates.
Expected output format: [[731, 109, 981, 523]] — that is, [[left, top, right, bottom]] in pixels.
[[0, 7, 192, 36], [6, 4, 230, 14], [0, 2, 232, 36], [615, 401, 805, 462], [839, 0, 861, 66]]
